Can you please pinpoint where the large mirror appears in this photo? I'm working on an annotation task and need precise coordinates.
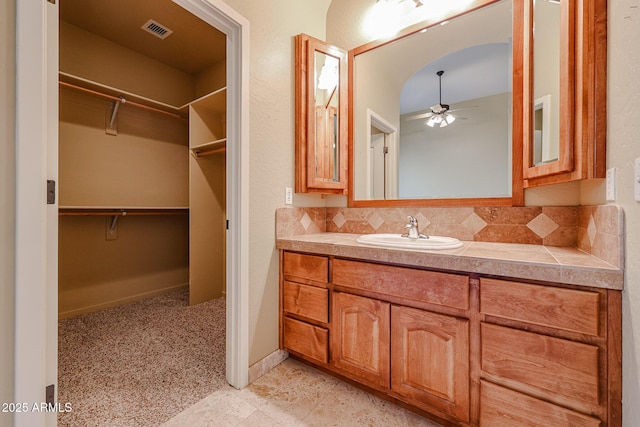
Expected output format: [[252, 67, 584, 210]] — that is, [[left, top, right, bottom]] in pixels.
[[349, 0, 524, 206]]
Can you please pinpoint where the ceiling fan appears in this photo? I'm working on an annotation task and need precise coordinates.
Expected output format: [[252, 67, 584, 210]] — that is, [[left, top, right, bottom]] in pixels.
[[405, 70, 467, 128]]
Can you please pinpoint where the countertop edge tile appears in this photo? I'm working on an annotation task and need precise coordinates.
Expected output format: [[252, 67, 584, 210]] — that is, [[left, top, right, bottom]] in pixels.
[[276, 233, 624, 290]]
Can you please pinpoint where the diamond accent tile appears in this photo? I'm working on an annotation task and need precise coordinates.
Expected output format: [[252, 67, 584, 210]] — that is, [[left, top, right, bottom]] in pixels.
[[527, 214, 560, 238], [414, 212, 431, 229], [332, 212, 346, 229], [300, 213, 312, 230], [527, 213, 559, 238], [587, 215, 597, 246], [462, 212, 488, 235], [367, 212, 385, 231]]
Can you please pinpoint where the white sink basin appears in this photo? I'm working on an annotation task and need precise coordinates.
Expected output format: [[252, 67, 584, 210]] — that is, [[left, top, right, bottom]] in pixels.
[[356, 233, 463, 250]]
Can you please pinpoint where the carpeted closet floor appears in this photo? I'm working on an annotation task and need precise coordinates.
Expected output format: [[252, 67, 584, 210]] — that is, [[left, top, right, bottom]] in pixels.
[[57, 289, 227, 427]]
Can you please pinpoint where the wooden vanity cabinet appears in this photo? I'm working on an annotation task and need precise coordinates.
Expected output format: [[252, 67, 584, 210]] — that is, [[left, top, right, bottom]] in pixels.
[[281, 252, 330, 364], [479, 277, 620, 427], [279, 251, 621, 426]]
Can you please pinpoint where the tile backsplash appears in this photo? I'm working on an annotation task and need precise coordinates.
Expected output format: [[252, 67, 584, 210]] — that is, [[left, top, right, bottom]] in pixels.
[[276, 205, 624, 268]]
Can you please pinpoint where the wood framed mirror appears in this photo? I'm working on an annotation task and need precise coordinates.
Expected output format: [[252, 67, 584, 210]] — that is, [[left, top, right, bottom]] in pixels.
[[523, 0, 607, 187], [295, 33, 348, 194], [347, 0, 524, 207]]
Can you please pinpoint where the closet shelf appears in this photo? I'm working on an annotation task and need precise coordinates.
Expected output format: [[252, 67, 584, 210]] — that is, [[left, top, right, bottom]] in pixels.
[[59, 72, 188, 120], [59, 207, 188, 217], [188, 87, 227, 113], [191, 138, 226, 158]]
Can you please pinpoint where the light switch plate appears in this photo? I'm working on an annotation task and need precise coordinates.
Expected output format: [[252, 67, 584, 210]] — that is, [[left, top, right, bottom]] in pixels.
[[285, 187, 293, 205], [606, 167, 616, 201]]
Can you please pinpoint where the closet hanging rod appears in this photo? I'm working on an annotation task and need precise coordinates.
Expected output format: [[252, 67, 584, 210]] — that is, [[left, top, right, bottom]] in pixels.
[[58, 209, 188, 217], [59, 81, 186, 121]]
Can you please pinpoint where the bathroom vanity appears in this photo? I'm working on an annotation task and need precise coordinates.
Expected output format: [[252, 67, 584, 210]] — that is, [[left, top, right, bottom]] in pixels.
[[277, 233, 622, 427]]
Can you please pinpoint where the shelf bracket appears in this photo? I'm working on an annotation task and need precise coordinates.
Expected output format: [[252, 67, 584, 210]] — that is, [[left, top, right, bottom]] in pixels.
[[106, 97, 125, 136], [109, 215, 119, 234], [106, 211, 125, 240]]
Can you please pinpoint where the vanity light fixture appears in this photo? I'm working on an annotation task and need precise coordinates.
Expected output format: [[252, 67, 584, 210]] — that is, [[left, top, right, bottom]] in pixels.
[[366, 0, 424, 39], [376, 0, 423, 7]]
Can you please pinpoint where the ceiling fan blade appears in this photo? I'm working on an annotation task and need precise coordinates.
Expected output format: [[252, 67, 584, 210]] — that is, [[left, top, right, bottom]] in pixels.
[[447, 105, 479, 113], [405, 111, 434, 120]]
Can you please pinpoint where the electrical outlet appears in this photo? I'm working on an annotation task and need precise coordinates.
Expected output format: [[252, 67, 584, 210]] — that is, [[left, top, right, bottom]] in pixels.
[[606, 167, 616, 201], [285, 187, 293, 205]]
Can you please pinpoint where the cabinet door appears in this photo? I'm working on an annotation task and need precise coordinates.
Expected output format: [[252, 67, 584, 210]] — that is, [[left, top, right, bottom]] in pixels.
[[391, 306, 470, 422], [331, 292, 390, 388]]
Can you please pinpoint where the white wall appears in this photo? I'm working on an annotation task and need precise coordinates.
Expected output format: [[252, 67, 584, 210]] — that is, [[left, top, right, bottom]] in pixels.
[[608, 2, 640, 424], [0, 1, 16, 425], [399, 93, 511, 199], [218, 0, 331, 365]]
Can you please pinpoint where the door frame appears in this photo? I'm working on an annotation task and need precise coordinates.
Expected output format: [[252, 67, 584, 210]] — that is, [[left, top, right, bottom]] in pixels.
[[14, 1, 250, 425], [366, 109, 398, 200], [14, 0, 59, 425], [174, 0, 251, 391]]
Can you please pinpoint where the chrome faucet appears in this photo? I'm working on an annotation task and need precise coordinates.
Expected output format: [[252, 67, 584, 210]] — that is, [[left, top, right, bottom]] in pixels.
[[402, 215, 428, 240]]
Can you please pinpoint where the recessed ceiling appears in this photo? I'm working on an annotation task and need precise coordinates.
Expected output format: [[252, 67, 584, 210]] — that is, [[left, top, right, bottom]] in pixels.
[[60, 0, 226, 76]]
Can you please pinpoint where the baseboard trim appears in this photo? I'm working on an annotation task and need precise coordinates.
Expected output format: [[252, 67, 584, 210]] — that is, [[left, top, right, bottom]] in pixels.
[[58, 283, 189, 320], [248, 349, 289, 384]]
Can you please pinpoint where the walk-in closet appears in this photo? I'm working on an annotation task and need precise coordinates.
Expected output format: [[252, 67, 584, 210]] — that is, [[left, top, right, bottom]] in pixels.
[[57, 0, 228, 424]]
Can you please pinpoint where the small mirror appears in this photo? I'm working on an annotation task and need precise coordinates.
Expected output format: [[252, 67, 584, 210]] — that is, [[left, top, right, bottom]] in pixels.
[[313, 51, 340, 182], [295, 34, 348, 194], [524, 0, 573, 178]]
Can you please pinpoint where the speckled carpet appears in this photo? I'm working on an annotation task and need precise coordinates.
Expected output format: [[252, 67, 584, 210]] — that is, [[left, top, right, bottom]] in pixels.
[[57, 289, 227, 427]]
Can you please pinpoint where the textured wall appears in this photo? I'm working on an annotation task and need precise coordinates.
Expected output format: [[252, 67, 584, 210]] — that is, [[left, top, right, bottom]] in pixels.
[[217, 0, 331, 365], [608, 1, 640, 424]]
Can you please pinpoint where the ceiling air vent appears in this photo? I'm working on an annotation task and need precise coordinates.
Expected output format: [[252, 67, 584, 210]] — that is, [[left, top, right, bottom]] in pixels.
[[141, 19, 173, 40]]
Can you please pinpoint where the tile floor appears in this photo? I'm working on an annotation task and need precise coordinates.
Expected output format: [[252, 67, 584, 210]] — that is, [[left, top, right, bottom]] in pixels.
[[161, 358, 442, 426]]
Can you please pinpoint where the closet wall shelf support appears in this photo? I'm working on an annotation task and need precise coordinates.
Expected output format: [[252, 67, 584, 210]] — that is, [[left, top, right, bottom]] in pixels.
[[109, 215, 120, 235], [107, 98, 125, 135]]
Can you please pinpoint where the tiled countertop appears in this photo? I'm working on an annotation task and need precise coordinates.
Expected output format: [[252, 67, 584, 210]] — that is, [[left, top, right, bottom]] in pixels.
[[276, 233, 623, 290]]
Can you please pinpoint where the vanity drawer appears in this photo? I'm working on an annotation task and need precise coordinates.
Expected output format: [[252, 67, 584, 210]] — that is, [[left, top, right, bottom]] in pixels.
[[481, 323, 599, 406], [283, 251, 328, 284], [480, 278, 600, 336], [283, 317, 329, 364], [283, 281, 329, 323], [333, 259, 469, 310], [480, 380, 601, 427]]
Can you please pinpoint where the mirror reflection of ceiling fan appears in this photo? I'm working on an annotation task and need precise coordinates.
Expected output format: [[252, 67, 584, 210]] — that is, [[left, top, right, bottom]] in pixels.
[[405, 70, 474, 127]]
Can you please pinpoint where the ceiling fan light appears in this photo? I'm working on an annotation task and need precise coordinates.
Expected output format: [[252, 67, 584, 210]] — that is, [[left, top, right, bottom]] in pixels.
[[426, 118, 435, 127], [440, 119, 448, 128], [445, 114, 456, 124]]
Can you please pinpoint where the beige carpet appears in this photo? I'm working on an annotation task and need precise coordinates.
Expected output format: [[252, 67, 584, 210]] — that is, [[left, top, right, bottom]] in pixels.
[[58, 289, 227, 427]]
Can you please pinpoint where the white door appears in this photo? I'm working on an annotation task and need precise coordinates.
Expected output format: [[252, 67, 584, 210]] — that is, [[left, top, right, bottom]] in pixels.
[[15, 1, 250, 426]]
